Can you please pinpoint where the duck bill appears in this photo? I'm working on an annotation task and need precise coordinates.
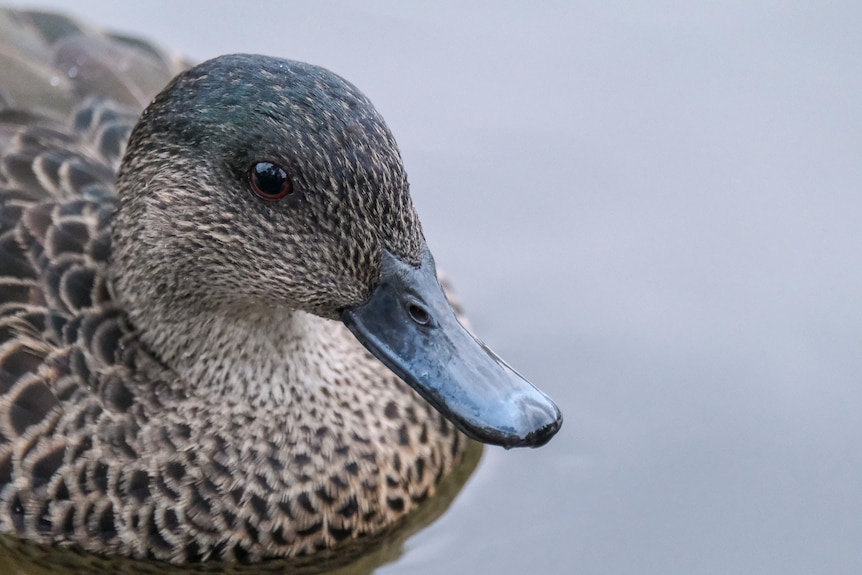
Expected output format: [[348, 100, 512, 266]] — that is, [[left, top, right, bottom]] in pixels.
[[341, 247, 562, 449]]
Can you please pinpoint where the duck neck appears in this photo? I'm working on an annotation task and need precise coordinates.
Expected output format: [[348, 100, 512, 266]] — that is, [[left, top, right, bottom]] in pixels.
[[127, 295, 332, 406]]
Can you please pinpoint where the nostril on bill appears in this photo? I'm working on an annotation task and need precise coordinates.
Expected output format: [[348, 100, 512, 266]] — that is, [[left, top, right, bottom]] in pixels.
[[407, 303, 431, 325]]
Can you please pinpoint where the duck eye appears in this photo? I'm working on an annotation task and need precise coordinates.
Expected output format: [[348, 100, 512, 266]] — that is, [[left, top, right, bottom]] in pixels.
[[249, 162, 292, 200]]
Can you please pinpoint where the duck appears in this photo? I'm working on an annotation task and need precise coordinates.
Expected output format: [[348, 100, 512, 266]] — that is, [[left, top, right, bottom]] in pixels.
[[0, 7, 562, 565]]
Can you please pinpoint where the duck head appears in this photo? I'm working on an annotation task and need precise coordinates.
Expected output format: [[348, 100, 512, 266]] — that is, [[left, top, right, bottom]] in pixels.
[[112, 54, 561, 448]]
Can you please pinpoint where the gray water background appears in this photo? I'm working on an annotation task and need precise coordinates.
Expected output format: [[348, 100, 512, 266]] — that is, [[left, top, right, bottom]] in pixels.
[[23, 1, 862, 573]]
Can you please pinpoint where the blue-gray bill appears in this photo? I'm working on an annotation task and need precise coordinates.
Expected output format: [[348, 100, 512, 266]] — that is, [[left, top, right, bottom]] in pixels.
[[341, 248, 563, 448]]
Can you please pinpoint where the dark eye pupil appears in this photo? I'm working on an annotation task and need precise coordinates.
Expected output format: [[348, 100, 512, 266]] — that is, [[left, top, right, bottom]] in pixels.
[[250, 162, 292, 199]]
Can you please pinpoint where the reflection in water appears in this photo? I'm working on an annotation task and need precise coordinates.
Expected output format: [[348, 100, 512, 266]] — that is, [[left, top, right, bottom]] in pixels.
[[0, 443, 482, 575]]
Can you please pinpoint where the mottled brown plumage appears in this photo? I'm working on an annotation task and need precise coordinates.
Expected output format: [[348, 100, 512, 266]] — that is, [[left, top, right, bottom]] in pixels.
[[0, 7, 561, 567]]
